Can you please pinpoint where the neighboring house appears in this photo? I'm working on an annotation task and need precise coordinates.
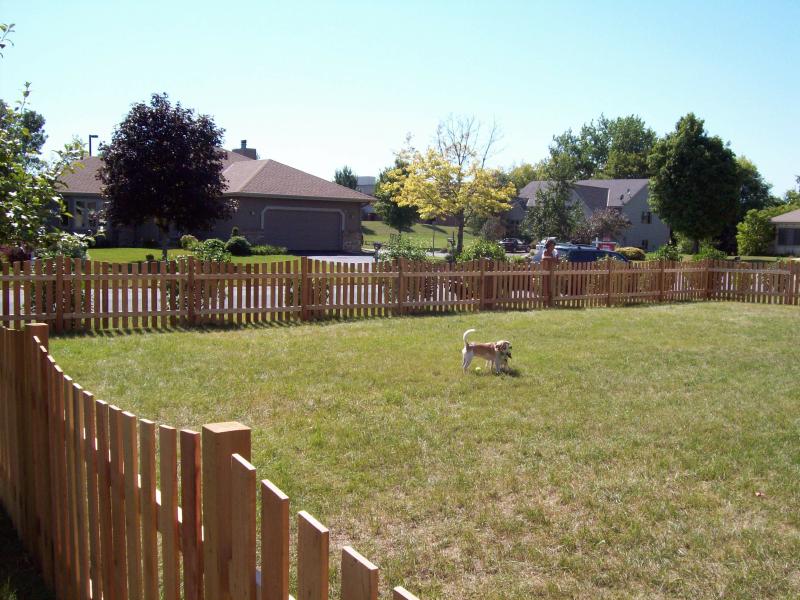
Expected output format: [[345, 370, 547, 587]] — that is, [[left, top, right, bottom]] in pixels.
[[59, 144, 373, 252], [770, 209, 800, 255], [518, 179, 670, 249], [356, 175, 379, 221]]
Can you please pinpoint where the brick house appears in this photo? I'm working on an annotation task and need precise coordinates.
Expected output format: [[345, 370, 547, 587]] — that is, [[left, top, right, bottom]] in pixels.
[[58, 143, 372, 252]]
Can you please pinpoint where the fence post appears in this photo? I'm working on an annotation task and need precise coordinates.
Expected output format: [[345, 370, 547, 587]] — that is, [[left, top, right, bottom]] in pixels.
[[396, 259, 405, 316], [297, 511, 329, 600], [300, 257, 310, 321], [54, 257, 64, 333], [202, 421, 251, 600], [542, 257, 555, 308], [341, 546, 379, 600], [478, 259, 486, 311], [187, 257, 196, 326], [393, 588, 420, 600], [606, 259, 613, 307], [657, 260, 665, 303], [261, 479, 290, 600]]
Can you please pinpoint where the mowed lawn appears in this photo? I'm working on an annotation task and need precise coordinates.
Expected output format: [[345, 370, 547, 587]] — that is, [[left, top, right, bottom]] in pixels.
[[361, 221, 479, 250], [87, 247, 296, 264], [49, 303, 800, 599]]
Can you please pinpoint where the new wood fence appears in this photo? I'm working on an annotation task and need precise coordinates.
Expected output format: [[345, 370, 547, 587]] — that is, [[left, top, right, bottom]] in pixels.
[[1, 257, 798, 332], [0, 323, 421, 600]]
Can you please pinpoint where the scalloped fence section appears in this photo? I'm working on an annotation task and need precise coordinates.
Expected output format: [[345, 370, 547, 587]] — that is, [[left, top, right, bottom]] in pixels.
[[0, 322, 421, 600], [1, 258, 797, 332]]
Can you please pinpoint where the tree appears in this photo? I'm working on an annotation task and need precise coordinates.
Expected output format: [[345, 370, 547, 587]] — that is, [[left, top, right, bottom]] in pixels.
[[0, 23, 82, 255], [736, 202, 800, 256], [718, 156, 779, 252], [546, 115, 657, 180], [499, 161, 548, 193], [334, 165, 358, 189], [572, 208, 631, 244], [373, 159, 418, 234], [99, 93, 232, 260], [647, 113, 741, 252], [389, 116, 515, 254], [520, 180, 584, 242]]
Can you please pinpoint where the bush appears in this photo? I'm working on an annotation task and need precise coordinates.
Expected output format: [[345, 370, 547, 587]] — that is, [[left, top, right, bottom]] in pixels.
[[180, 234, 199, 250], [225, 235, 252, 256], [457, 238, 506, 263], [35, 232, 92, 260], [376, 235, 430, 262], [692, 243, 727, 262], [646, 243, 682, 261], [145, 253, 156, 262], [251, 244, 288, 256], [194, 238, 231, 262], [616, 246, 647, 261]]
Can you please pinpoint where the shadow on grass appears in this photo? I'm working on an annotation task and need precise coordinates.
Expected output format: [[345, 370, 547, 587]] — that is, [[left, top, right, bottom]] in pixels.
[[0, 508, 53, 600]]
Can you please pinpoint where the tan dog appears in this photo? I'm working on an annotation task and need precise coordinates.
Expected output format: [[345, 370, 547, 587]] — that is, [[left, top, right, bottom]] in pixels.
[[462, 329, 512, 374]]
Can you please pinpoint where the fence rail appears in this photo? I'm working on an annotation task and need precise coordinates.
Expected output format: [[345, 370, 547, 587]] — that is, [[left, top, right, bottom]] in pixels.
[[0, 323, 422, 600], [1, 257, 798, 332]]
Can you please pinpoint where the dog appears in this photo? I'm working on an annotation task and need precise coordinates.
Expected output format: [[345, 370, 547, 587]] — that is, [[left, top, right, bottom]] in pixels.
[[462, 329, 512, 374]]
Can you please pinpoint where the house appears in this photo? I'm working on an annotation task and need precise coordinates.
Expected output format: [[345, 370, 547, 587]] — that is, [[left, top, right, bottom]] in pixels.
[[770, 208, 800, 255], [356, 176, 380, 221], [517, 179, 670, 250], [58, 142, 373, 252]]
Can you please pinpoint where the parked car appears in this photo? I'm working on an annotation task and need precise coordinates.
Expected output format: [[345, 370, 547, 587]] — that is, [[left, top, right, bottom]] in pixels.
[[529, 241, 629, 263], [499, 238, 530, 253]]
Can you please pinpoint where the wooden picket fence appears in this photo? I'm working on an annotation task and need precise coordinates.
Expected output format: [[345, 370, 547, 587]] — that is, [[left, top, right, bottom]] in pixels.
[[0, 323, 421, 600], [0, 257, 798, 331]]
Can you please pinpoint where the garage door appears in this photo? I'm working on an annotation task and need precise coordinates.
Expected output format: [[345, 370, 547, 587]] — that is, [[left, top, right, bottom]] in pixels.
[[262, 209, 342, 251]]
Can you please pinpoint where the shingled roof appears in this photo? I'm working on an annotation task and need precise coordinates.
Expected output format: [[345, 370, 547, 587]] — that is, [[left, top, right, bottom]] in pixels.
[[518, 178, 650, 209], [58, 152, 372, 203]]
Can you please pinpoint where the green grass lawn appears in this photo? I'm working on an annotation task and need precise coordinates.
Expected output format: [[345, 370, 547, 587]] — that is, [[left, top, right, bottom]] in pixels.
[[361, 221, 478, 250], [49, 303, 800, 599], [87, 247, 296, 264]]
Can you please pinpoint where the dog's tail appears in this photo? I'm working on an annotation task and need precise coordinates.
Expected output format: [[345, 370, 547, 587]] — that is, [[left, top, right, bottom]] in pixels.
[[463, 328, 476, 348]]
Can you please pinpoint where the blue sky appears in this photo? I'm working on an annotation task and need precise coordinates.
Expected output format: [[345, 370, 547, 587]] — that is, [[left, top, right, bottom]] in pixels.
[[3, 0, 798, 194]]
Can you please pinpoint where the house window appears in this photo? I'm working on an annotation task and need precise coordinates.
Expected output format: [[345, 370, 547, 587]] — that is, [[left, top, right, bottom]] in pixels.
[[641, 239, 649, 250], [73, 199, 100, 230], [641, 211, 652, 224], [778, 228, 800, 245]]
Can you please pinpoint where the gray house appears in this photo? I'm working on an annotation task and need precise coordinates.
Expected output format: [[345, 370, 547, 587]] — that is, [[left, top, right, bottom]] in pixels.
[[771, 208, 800, 255], [59, 146, 372, 252], [518, 179, 670, 250]]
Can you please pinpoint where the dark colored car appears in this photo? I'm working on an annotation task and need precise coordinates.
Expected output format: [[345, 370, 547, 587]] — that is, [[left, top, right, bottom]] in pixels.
[[561, 248, 629, 263], [499, 238, 530, 253]]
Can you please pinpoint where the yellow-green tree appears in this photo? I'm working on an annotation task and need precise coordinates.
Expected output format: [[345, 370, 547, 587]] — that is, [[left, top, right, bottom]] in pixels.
[[388, 116, 515, 254]]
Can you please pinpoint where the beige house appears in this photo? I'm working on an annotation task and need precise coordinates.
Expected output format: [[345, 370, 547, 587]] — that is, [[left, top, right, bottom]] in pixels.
[[59, 144, 372, 252], [771, 208, 800, 255], [518, 179, 670, 250]]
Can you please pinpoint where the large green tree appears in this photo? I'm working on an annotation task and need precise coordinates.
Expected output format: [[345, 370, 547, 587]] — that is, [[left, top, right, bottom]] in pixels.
[[718, 156, 779, 252], [647, 113, 741, 252], [520, 180, 584, 242], [546, 115, 657, 180], [99, 93, 232, 260], [373, 158, 417, 234], [334, 165, 358, 189]]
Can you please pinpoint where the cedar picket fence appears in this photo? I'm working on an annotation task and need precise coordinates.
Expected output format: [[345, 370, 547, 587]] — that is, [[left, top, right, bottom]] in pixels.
[[1, 257, 798, 331], [0, 322, 421, 600]]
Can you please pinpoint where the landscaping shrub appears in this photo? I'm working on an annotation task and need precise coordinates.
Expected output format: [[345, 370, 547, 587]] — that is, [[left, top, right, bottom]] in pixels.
[[692, 243, 727, 262], [617, 246, 647, 261], [194, 238, 231, 262], [376, 235, 430, 262], [251, 244, 288, 255], [35, 232, 92, 260], [180, 234, 199, 250], [646, 243, 682, 261], [145, 253, 156, 262], [225, 235, 252, 256], [457, 238, 506, 262]]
